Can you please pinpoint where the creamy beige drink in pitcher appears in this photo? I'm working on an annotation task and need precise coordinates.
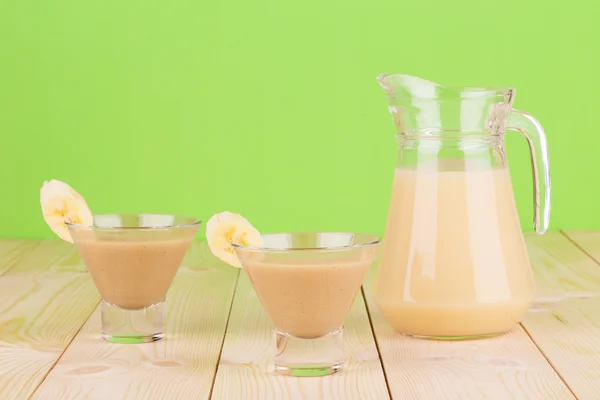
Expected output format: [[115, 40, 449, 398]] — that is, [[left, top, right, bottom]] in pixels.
[[376, 166, 535, 337], [375, 75, 551, 339]]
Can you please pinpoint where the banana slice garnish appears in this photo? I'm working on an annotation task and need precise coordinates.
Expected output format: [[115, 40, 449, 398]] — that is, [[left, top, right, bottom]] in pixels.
[[40, 180, 93, 243], [206, 211, 262, 268]]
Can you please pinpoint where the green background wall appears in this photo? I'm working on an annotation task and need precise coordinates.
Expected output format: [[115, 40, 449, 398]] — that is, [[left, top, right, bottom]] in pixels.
[[1, 0, 597, 239]]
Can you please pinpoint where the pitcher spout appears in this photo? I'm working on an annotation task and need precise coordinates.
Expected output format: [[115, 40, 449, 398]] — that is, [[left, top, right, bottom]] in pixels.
[[377, 74, 442, 98]]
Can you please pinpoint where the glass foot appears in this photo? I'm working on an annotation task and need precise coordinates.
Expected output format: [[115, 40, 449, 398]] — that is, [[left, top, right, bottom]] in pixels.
[[274, 363, 343, 377], [102, 332, 164, 344], [274, 328, 345, 376], [101, 300, 165, 343]]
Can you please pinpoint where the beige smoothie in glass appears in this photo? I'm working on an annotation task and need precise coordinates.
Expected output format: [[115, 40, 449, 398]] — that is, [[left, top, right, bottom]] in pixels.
[[233, 232, 380, 376], [67, 214, 200, 343], [40, 181, 200, 344], [74, 237, 194, 310], [242, 256, 375, 339]]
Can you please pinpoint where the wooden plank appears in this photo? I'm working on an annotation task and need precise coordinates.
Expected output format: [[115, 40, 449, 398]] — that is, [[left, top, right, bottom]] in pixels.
[[526, 233, 600, 300], [0, 239, 41, 275], [211, 272, 389, 400], [562, 230, 600, 263], [30, 242, 238, 400], [363, 262, 574, 400], [520, 232, 600, 399], [3, 239, 85, 276], [0, 240, 99, 400], [523, 299, 600, 400]]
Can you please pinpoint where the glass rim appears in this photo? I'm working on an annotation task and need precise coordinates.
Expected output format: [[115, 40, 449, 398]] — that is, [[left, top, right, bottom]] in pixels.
[[377, 74, 515, 99], [65, 213, 201, 230], [387, 86, 514, 99], [231, 231, 381, 252]]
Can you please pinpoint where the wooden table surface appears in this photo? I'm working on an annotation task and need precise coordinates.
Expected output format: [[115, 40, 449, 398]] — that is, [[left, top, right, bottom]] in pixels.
[[1, 232, 600, 400]]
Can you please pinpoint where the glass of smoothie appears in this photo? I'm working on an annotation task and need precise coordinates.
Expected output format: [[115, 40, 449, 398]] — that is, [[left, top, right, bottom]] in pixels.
[[232, 232, 380, 377], [66, 213, 200, 343]]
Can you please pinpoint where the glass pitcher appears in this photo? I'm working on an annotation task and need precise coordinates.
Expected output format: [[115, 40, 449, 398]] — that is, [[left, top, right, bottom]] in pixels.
[[374, 74, 550, 339]]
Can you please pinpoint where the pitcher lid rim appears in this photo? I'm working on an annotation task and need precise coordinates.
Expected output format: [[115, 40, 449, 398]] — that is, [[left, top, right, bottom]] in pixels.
[[377, 74, 515, 99]]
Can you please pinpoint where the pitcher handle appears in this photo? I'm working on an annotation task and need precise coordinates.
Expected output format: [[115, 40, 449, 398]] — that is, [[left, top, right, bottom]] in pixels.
[[507, 110, 551, 234]]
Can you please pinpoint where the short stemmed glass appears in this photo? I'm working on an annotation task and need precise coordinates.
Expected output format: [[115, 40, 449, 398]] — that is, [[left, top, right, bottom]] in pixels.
[[233, 232, 380, 376]]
